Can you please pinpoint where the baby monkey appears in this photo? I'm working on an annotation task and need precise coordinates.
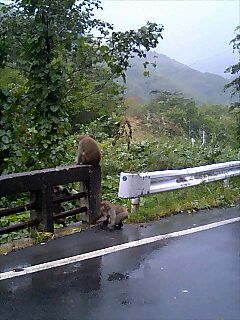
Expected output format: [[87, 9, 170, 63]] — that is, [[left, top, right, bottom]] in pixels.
[[76, 135, 101, 165], [52, 185, 72, 226], [97, 201, 129, 230]]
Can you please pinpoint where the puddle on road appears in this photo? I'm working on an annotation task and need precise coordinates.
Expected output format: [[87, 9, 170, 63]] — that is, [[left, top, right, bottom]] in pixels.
[[107, 272, 129, 282]]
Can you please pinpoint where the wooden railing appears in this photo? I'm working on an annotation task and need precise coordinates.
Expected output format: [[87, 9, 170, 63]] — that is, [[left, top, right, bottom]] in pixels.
[[0, 165, 101, 235]]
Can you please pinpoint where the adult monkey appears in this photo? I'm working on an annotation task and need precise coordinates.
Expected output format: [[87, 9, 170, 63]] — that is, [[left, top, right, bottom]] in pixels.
[[76, 135, 101, 223], [76, 135, 101, 165], [97, 201, 129, 230]]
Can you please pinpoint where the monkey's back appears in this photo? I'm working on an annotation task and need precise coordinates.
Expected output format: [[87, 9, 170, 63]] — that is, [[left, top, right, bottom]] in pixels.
[[77, 136, 101, 165]]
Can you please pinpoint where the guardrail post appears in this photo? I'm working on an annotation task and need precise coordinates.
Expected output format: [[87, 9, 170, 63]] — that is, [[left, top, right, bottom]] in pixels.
[[88, 165, 101, 224], [223, 178, 230, 188], [131, 198, 140, 213], [30, 186, 54, 233]]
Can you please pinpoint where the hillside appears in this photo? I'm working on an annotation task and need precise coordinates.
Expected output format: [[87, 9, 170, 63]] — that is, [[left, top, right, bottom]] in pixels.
[[123, 52, 233, 105]]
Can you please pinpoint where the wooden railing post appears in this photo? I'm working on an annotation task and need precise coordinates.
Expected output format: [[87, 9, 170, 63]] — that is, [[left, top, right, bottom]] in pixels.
[[88, 165, 101, 224], [79, 181, 90, 223], [30, 186, 54, 233]]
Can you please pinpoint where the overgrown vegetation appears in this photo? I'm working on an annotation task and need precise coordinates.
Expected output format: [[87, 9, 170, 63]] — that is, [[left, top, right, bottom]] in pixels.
[[224, 26, 240, 113], [0, 0, 164, 174], [0, 3, 239, 245], [127, 178, 240, 223]]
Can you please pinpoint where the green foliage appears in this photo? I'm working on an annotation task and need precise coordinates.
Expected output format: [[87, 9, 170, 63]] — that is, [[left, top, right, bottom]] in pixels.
[[0, 67, 24, 87], [68, 66, 125, 131], [141, 91, 201, 137], [77, 114, 123, 140], [224, 26, 240, 146], [128, 178, 240, 223], [0, 0, 164, 174], [100, 136, 238, 200], [224, 25, 240, 112], [33, 231, 54, 244], [0, 194, 30, 244], [128, 91, 238, 146]]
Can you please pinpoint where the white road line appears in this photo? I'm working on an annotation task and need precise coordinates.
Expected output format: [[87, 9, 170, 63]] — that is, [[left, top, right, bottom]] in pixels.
[[1, 217, 239, 281]]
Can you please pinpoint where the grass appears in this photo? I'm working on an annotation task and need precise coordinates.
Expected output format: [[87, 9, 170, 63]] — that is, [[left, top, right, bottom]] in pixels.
[[127, 177, 240, 223]]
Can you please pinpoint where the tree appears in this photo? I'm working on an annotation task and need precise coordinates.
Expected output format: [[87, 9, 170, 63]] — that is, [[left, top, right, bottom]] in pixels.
[[224, 26, 240, 112], [0, 0, 164, 173], [142, 91, 202, 138]]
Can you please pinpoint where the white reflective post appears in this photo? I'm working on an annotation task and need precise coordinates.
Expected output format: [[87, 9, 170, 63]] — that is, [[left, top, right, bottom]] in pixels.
[[131, 198, 140, 213]]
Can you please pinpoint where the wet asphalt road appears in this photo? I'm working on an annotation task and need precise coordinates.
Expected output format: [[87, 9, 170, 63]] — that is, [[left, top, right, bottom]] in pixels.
[[0, 206, 239, 320]]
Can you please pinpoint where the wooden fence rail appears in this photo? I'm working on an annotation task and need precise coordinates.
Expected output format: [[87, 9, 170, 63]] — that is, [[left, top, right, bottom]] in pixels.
[[0, 165, 101, 236]]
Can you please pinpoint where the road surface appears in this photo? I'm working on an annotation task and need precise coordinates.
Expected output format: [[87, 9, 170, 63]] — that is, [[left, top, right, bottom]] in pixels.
[[0, 206, 239, 320]]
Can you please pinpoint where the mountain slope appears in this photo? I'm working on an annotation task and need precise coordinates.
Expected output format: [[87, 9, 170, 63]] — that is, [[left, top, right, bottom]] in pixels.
[[123, 52, 232, 105]]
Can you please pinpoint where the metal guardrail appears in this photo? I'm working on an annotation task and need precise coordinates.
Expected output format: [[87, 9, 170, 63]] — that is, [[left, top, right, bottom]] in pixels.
[[118, 161, 240, 199]]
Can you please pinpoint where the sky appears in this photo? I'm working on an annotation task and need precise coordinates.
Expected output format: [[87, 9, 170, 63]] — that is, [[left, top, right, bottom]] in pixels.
[[2, 0, 239, 77], [96, 0, 240, 77]]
